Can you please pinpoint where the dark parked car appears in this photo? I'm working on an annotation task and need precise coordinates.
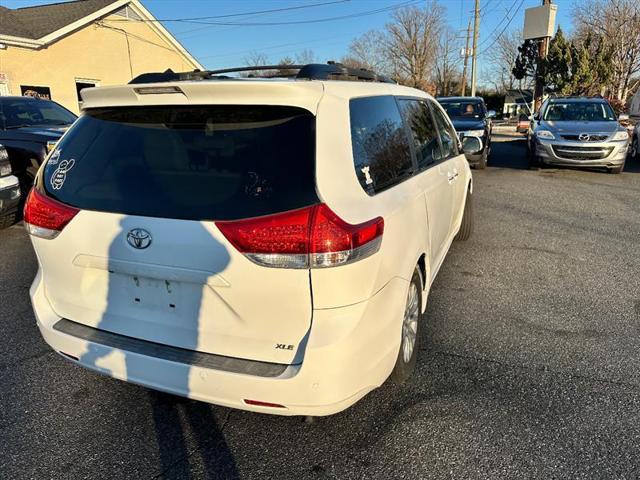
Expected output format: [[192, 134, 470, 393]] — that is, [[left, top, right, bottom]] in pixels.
[[437, 96, 495, 169], [0, 96, 76, 228]]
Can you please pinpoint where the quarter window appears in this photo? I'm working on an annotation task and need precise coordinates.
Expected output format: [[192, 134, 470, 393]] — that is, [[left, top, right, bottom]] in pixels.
[[350, 96, 413, 195], [399, 99, 440, 169], [430, 102, 460, 158]]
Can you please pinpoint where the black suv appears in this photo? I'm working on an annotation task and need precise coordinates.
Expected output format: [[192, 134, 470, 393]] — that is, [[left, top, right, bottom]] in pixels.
[[437, 96, 495, 169], [0, 96, 76, 228]]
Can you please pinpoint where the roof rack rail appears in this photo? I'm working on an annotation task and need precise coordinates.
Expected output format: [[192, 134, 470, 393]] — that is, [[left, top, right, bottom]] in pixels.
[[129, 62, 396, 85], [547, 94, 606, 100]]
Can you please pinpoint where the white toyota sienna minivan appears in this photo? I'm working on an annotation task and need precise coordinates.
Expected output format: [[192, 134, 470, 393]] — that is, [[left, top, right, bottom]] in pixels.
[[25, 64, 478, 416]]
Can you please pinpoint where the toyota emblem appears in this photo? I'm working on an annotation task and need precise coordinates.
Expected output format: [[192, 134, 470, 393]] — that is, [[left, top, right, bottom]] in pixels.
[[578, 133, 591, 142], [126, 228, 152, 250]]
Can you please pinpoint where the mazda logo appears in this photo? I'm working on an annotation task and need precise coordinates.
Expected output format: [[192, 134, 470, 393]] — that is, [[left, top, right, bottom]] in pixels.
[[578, 133, 591, 142], [126, 228, 152, 250]]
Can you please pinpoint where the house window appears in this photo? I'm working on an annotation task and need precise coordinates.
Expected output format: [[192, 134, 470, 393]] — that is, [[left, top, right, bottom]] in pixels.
[[21, 85, 51, 100], [75, 79, 99, 108]]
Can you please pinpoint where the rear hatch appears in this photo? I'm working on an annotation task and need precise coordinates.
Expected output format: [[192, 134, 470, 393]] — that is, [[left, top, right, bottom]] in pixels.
[[32, 100, 319, 364]]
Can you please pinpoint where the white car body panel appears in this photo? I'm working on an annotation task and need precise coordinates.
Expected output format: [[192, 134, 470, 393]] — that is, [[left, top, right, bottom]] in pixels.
[[31, 212, 312, 365], [29, 78, 472, 415]]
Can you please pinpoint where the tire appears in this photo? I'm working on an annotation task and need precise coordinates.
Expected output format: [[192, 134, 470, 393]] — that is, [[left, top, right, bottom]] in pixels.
[[389, 268, 422, 384], [475, 150, 487, 169], [455, 189, 473, 241], [528, 143, 540, 169]]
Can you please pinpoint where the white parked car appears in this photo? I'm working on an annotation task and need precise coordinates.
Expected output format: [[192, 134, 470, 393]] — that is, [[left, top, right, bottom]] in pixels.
[[25, 64, 477, 416]]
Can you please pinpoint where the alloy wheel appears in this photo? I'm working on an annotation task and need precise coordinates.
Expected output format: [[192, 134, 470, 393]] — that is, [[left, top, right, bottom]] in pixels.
[[402, 282, 420, 363]]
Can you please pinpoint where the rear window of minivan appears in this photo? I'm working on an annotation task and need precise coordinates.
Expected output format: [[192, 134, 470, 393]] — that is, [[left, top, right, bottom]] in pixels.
[[42, 105, 317, 221]]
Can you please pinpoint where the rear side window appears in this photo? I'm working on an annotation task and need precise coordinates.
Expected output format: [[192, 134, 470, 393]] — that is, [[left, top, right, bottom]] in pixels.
[[399, 99, 440, 169], [431, 103, 460, 158], [42, 105, 317, 221], [349, 95, 413, 195]]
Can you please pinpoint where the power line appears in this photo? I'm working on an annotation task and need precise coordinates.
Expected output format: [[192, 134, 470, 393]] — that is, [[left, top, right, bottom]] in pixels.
[[477, 0, 525, 56], [476, 0, 520, 50], [198, 32, 358, 61], [477, 0, 518, 48], [480, 0, 501, 19], [108, 0, 351, 23], [151, 1, 421, 28]]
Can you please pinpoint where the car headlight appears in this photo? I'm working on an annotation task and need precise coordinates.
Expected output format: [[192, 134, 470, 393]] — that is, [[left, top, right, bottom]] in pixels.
[[464, 129, 485, 137], [0, 146, 10, 177], [0, 161, 11, 177], [536, 130, 555, 140], [611, 131, 629, 141]]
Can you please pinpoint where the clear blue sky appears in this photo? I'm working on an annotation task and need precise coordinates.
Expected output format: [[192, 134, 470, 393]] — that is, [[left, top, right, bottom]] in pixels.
[[3, 0, 574, 71]]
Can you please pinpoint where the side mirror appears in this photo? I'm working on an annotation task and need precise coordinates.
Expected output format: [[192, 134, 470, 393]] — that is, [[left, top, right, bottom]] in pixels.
[[462, 136, 483, 155], [486, 110, 496, 118], [619, 114, 629, 121]]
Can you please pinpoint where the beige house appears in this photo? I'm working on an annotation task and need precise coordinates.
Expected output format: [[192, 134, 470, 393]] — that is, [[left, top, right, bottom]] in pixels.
[[0, 0, 203, 113]]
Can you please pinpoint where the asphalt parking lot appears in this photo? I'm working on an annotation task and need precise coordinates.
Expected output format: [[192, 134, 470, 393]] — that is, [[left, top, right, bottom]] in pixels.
[[1, 131, 639, 480]]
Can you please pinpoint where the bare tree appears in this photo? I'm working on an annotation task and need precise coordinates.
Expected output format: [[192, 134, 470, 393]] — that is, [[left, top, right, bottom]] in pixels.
[[243, 51, 269, 77], [276, 56, 297, 77], [382, 2, 445, 89], [572, 0, 640, 102], [295, 49, 316, 65], [343, 30, 389, 73], [483, 29, 524, 94], [434, 27, 461, 96]]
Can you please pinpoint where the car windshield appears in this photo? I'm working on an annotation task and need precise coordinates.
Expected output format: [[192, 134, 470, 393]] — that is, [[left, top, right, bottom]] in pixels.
[[439, 101, 483, 119], [0, 99, 77, 129], [543, 102, 616, 122]]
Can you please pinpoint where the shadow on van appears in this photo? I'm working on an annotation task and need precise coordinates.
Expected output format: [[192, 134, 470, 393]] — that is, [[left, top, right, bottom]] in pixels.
[[78, 216, 238, 479]]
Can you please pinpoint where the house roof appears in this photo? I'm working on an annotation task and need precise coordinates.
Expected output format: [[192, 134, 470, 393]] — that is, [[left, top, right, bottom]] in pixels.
[[0, 0, 203, 70], [0, 0, 115, 39]]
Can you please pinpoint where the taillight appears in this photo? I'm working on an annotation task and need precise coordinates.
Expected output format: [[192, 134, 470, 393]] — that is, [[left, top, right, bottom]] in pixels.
[[216, 204, 383, 268], [24, 188, 79, 239]]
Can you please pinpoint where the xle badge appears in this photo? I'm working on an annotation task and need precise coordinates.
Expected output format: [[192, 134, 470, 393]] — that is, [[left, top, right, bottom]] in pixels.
[[275, 344, 294, 351]]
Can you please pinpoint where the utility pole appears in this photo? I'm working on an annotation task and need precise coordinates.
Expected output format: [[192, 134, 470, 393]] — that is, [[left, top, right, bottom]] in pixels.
[[470, 0, 480, 97], [534, 0, 552, 111], [460, 20, 472, 96]]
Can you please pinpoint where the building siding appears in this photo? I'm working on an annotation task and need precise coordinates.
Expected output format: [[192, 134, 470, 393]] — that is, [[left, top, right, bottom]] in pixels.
[[0, 13, 198, 113]]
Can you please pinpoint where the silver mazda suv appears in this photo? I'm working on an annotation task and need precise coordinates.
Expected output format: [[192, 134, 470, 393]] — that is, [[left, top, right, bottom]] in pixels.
[[528, 97, 629, 173]]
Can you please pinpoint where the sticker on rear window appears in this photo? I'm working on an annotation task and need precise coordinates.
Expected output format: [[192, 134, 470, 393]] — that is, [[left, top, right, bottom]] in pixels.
[[50, 159, 75, 190], [361, 166, 374, 185], [48, 149, 61, 166]]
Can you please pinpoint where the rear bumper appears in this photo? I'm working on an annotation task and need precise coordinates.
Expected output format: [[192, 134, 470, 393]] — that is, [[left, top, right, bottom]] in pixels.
[[0, 175, 21, 217], [535, 139, 628, 168], [31, 269, 408, 416]]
